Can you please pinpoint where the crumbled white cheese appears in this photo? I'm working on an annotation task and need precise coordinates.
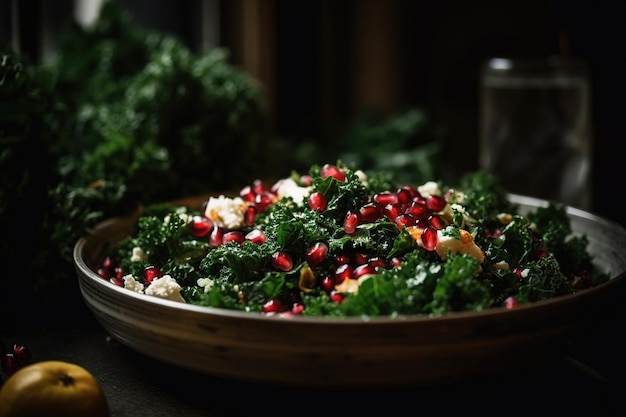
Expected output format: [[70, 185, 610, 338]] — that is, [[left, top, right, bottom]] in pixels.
[[122, 274, 145, 293], [417, 181, 440, 197], [165, 207, 191, 225], [204, 195, 247, 229], [130, 247, 147, 263], [354, 170, 368, 186], [144, 275, 186, 303], [197, 277, 214, 293], [273, 178, 312, 206]]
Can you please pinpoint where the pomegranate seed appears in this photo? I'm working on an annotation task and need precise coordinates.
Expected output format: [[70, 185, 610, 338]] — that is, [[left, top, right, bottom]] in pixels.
[[305, 242, 329, 267], [396, 188, 413, 204], [343, 210, 361, 234], [383, 203, 402, 222], [300, 175, 313, 186], [504, 296, 519, 309], [405, 200, 428, 220], [144, 266, 162, 284], [373, 192, 399, 206], [255, 191, 275, 213], [209, 226, 224, 247], [291, 303, 305, 314], [421, 226, 439, 251], [97, 268, 109, 279], [321, 276, 335, 292], [353, 252, 369, 266], [262, 298, 286, 313], [330, 291, 345, 304], [252, 179, 265, 194], [102, 256, 113, 270], [11, 344, 32, 366], [368, 256, 387, 269], [271, 251, 293, 271], [110, 277, 123, 287], [189, 215, 213, 237], [1, 354, 19, 376], [427, 215, 446, 230], [308, 192, 328, 211], [239, 185, 255, 202], [320, 163, 346, 181], [245, 229, 266, 245], [426, 195, 447, 212], [114, 266, 124, 279], [359, 203, 381, 222], [394, 213, 415, 231], [354, 263, 377, 278], [334, 264, 354, 283], [390, 257, 404, 268], [244, 205, 257, 226], [223, 231, 245, 245]]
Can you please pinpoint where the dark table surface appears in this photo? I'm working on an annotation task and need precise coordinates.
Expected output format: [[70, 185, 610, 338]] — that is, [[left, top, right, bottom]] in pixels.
[[2, 282, 626, 417]]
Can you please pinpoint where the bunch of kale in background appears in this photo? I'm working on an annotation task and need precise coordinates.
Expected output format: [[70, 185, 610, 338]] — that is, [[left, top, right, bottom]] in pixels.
[[0, 0, 275, 320]]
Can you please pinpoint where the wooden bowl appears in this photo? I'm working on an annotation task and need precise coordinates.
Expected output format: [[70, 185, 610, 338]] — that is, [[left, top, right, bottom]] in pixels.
[[73, 195, 626, 387]]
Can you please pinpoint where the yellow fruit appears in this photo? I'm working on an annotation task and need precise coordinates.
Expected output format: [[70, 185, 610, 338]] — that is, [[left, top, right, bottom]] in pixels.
[[0, 360, 109, 417]]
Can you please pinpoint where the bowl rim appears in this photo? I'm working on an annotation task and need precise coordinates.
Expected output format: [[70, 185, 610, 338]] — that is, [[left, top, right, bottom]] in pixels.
[[73, 193, 626, 326]]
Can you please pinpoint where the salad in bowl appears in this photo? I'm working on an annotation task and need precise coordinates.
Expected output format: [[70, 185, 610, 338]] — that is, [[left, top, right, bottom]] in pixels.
[[93, 162, 608, 318]]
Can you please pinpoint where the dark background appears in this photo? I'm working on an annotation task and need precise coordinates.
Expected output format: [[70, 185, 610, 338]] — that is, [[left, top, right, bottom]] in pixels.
[[3, 0, 623, 224]]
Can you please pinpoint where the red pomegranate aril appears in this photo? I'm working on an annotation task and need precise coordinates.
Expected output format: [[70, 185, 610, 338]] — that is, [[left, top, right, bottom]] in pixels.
[[223, 231, 245, 245], [291, 303, 305, 315], [343, 210, 361, 234], [262, 298, 286, 313], [334, 263, 354, 283], [239, 184, 256, 202], [359, 203, 381, 222], [405, 200, 428, 220], [255, 191, 275, 213], [504, 296, 519, 309], [308, 192, 328, 211], [353, 252, 369, 266], [271, 251, 293, 271], [330, 291, 345, 304], [144, 265, 162, 284], [244, 205, 257, 226], [252, 179, 265, 194], [368, 256, 387, 269], [11, 344, 32, 366], [394, 213, 415, 231], [305, 242, 329, 267], [300, 175, 313, 186], [1, 354, 19, 376], [110, 277, 123, 287], [209, 226, 225, 247], [396, 188, 413, 205], [390, 256, 404, 268], [189, 215, 213, 237], [101, 256, 113, 271], [354, 263, 377, 278], [97, 268, 109, 279], [320, 163, 346, 181], [426, 195, 447, 212], [373, 192, 399, 206], [114, 266, 124, 279], [421, 226, 439, 251], [321, 275, 335, 293], [383, 203, 402, 222], [427, 214, 447, 230], [245, 229, 266, 245]]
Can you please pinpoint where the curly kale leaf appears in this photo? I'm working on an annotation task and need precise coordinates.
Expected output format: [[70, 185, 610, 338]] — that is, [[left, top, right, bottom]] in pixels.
[[460, 170, 518, 220], [517, 255, 574, 302]]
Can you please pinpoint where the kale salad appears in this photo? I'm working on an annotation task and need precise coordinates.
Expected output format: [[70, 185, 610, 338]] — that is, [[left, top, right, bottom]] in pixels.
[[96, 162, 609, 318]]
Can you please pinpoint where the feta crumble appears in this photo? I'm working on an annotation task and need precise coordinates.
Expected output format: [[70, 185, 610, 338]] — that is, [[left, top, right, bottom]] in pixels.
[[144, 275, 186, 303], [204, 195, 247, 229], [273, 178, 312, 206]]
